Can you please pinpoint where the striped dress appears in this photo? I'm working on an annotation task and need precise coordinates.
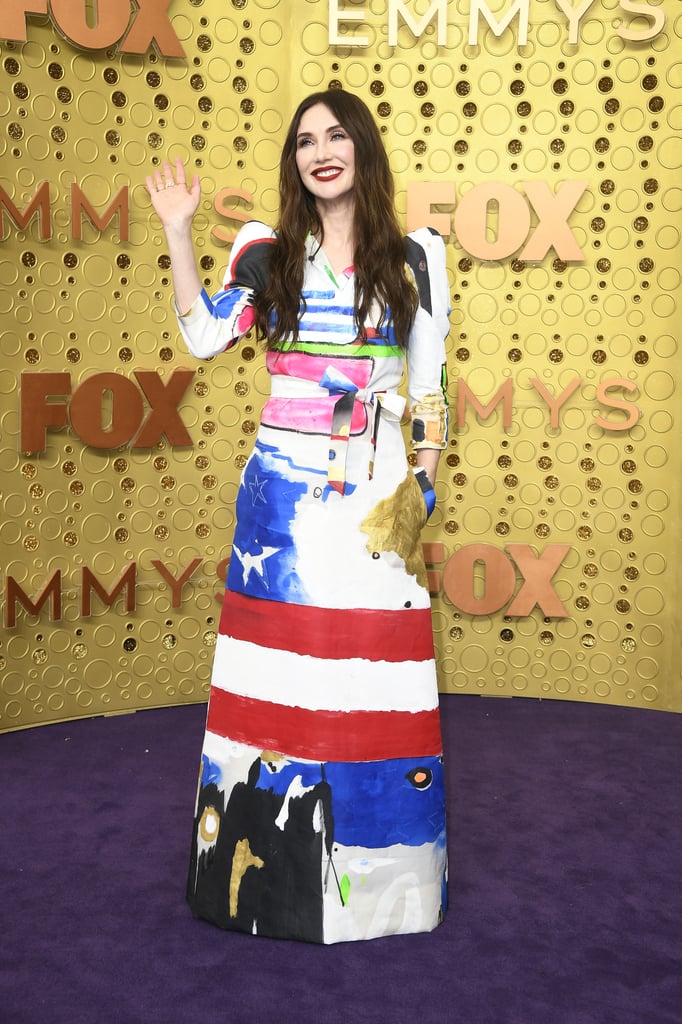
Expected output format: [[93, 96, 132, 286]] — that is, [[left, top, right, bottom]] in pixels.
[[178, 221, 450, 944]]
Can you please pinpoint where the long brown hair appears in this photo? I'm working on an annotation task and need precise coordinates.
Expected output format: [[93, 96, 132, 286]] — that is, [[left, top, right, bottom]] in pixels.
[[254, 90, 418, 350]]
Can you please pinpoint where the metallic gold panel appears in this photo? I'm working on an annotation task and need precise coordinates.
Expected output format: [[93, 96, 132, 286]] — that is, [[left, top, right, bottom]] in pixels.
[[1, 0, 681, 730]]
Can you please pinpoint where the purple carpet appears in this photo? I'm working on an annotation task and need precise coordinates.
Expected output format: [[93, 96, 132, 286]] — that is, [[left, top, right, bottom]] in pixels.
[[2, 695, 680, 1024]]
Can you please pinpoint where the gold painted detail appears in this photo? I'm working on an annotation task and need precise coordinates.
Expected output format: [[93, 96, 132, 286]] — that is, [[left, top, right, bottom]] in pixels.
[[199, 806, 220, 844], [229, 838, 264, 919]]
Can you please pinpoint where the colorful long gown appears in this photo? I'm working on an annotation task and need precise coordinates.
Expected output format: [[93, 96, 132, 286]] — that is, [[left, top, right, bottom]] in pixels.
[[177, 221, 450, 943]]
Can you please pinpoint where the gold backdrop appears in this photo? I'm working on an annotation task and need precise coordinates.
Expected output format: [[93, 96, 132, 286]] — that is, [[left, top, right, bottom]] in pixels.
[[1, 0, 681, 731]]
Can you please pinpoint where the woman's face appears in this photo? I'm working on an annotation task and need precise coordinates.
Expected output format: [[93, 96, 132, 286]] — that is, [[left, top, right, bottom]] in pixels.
[[294, 103, 356, 209]]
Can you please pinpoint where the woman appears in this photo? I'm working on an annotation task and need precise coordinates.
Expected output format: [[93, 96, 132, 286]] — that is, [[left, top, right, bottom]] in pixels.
[[146, 90, 450, 944]]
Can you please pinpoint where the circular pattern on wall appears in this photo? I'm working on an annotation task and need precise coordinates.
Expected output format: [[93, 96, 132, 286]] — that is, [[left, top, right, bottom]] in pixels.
[[0, 2, 680, 729]]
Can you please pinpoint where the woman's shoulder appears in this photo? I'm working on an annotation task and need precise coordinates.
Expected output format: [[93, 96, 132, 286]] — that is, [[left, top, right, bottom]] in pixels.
[[231, 219, 277, 251], [406, 225, 443, 245], [404, 227, 449, 326], [405, 226, 446, 266], [226, 220, 277, 289]]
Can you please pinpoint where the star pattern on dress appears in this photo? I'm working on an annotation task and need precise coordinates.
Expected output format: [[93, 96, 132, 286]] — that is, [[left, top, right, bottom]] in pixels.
[[233, 544, 280, 587], [248, 473, 268, 506]]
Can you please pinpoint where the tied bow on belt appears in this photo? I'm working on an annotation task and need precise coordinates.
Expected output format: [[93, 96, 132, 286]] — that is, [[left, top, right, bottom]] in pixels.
[[319, 366, 405, 495]]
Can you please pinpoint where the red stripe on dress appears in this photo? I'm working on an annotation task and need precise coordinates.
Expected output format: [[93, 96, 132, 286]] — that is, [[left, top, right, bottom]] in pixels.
[[219, 589, 436, 662], [206, 688, 443, 762]]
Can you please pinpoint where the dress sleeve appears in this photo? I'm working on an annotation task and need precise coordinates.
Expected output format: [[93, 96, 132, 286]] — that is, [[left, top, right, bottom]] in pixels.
[[405, 227, 450, 450], [176, 220, 275, 359]]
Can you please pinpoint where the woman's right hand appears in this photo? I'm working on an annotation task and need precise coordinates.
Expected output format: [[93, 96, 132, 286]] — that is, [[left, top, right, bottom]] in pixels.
[[145, 157, 201, 232], [144, 157, 204, 313]]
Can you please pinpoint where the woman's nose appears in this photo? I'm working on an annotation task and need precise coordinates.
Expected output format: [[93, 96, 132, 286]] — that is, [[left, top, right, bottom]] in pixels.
[[313, 138, 329, 162]]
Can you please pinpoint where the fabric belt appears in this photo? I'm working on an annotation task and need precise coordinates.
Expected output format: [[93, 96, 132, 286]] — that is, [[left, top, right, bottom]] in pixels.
[[269, 368, 406, 495]]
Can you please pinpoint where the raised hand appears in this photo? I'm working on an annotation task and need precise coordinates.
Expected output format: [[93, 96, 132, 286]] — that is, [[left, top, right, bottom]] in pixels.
[[145, 157, 201, 230], [144, 157, 203, 313]]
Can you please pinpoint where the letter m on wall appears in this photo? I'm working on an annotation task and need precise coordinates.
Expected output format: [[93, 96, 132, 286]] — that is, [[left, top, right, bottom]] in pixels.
[[81, 564, 137, 616], [71, 183, 129, 241], [5, 570, 62, 626], [0, 182, 51, 239], [468, 0, 530, 44]]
